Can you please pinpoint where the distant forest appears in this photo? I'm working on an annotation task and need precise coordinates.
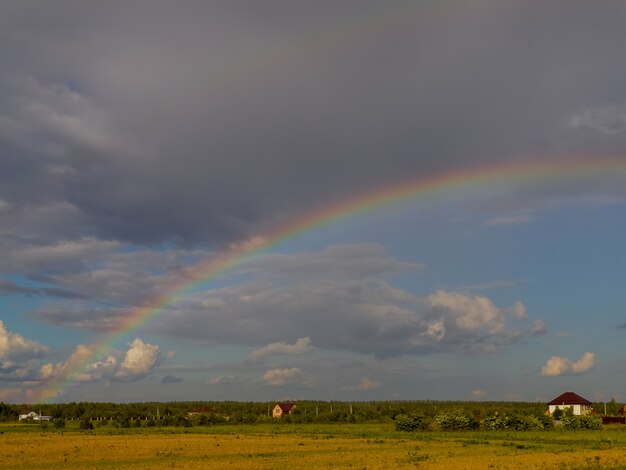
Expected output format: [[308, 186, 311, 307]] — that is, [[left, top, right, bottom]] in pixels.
[[2, 400, 623, 426]]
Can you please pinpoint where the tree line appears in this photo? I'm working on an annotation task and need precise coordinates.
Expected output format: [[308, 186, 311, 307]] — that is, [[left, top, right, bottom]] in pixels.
[[394, 407, 603, 432], [2, 399, 620, 428]]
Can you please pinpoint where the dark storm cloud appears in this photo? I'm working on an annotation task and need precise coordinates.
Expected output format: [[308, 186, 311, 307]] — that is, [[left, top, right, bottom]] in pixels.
[[1, 1, 626, 247], [0, 279, 81, 299], [139, 245, 545, 357], [30, 243, 416, 331], [35, 245, 543, 358], [31, 305, 129, 332], [150, 279, 543, 358], [0, 279, 41, 297], [240, 244, 420, 281], [0, 238, 212, 307]]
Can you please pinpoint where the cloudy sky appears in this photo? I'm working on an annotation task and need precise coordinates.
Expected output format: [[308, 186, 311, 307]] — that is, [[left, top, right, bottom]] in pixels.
[[2, 1, 626, 404]]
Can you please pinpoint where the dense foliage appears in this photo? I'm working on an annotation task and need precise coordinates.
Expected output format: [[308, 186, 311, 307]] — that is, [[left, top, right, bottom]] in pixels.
[[1, 399, 617, 431], [394, 409, 558, 432], [559, 408, 603, 430]]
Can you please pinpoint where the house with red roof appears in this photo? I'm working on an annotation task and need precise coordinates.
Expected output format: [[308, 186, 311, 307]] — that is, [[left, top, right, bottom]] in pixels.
[[547, 391, 593, 416], [187, 407, 217, 417], [272, 403, 296, 418]]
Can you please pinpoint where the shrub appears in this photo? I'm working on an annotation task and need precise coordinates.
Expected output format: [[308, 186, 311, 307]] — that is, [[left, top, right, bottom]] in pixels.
[[395, 414, 429, 432], [481, 412, 507, 431], [79, 417, 93, 430], [518, 415, 544, 431], [434, 410, 476, 431], [538, 414, 554, 429], [114, 417, 130, 428], [160, 416, 175, 426], [579, 414, 602, 430], [53, 418, 66, 429], [557, 409, 602, 430], [181, 417, 192, 427]]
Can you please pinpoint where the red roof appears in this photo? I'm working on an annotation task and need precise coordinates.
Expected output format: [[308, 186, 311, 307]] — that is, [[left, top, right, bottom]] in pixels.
[[547, 391, 592, 406], [189, 407, 216, 413], [276, 403, 296, 413]]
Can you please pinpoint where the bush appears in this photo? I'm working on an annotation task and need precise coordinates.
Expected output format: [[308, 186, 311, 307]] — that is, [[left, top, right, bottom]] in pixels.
[[559, 408, 577, 430], [481, 412, 506, 431], [395, 414, 429, 432], [554, 408, 602, 430], [180, 417, 192, 427], [235, 413, 261, 424], [579, 414, 602, 430], [79, 417, 93, 430], [53, 418, 66, 429], [159, 416, 175, 426], [434, 410, 476, 431], [518, 415, 545, 431], [114, 417, 130, 428], [538, 414, 554, 429]]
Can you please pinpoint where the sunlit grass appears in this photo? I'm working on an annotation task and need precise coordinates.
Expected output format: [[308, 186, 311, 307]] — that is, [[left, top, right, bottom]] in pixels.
[[3, 423, 626, 468]]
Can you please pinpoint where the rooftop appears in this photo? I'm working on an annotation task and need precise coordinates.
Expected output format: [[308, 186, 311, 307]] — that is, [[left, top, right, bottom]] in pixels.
[[547, 391, 592, 406]]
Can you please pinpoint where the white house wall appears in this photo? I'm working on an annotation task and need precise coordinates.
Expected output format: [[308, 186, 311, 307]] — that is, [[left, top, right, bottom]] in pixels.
[[548, 404, 591, 416]]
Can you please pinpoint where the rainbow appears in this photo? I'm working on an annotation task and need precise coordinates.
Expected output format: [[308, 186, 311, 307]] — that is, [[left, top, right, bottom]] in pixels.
[[37, 155, 626, 402], [32, 0, 511, 403]]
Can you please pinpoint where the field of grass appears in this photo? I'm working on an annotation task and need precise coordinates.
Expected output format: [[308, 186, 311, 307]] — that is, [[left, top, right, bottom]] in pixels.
[[2, 422, 626, 469]]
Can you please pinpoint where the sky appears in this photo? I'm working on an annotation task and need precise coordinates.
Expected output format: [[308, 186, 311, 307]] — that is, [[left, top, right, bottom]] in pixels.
[[1, 0, 626, 404]]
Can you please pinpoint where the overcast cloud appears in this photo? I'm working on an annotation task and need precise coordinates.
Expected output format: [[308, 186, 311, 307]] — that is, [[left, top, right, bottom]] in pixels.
[[1, 1, 626, 402], [1, 1, 626, 248]]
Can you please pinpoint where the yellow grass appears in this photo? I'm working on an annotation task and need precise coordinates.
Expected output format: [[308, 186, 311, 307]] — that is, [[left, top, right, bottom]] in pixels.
[[2, 426, 626, 469]]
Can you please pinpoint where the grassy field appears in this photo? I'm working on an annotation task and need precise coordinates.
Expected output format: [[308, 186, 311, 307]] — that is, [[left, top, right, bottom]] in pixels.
[[2, 422, 626, 469]]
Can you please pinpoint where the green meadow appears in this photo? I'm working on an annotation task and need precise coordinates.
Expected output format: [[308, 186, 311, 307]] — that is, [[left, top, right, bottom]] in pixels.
[[3, 422, 626, 469]]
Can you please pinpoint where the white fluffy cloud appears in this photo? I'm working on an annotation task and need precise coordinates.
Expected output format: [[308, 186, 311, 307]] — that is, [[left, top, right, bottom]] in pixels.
[[541, 352, 595, 377], [114, 338, 160, 381], [427, 290, 508, 334], [262, 367, 303, 386], [0, 321, 49, 360], [38, 344, 103, 383], [249, 337, 313, 363], [38, 337, 161, 385], [507, 301, 527, 320]]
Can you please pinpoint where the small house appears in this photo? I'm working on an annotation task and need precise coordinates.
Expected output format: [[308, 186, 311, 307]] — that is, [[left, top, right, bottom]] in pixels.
[[18, 411, 52, 421], [547, 391, 593, 416], [187, 407, 217, 417], [272, 403, 296, 418], [18, 411, 38, 421]]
